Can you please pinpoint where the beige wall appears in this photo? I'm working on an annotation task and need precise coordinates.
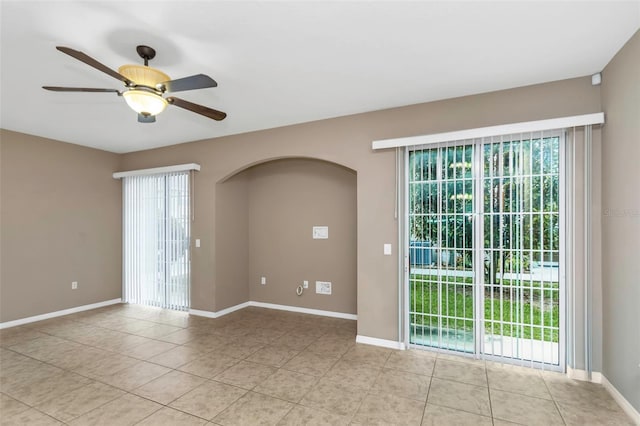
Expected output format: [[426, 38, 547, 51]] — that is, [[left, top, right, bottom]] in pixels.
[[214, 172, 250, 310], [121, 76, 601, 340], [208, 158, 357, 314], [247, 159, 357, 314], [0, 130, 122, 322], [601, 30, 640, 411]]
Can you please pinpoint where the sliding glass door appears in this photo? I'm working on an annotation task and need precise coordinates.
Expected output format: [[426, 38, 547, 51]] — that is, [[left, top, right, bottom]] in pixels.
[[481, 136, 561, 365], [123, 172, 191, 311], [408, 144, 476, 353], [408, 133, 563, 368]]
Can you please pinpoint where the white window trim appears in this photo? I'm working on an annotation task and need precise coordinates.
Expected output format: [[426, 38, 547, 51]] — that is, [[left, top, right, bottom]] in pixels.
[[372, 113, 604, 150], [113, 163, 200, 179]]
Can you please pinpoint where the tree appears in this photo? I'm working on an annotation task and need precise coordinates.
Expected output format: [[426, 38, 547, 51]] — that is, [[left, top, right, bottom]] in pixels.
[[409, 145, 473, 268], [483, 137, 559, 286], [409, 136, 559, 277]]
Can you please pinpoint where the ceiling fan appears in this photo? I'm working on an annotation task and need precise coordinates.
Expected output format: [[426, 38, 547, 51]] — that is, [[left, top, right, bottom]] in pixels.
[[43, 45, 226, 123]]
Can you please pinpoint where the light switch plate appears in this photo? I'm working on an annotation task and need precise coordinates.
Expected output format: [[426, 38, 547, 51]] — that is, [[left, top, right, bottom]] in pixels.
[[384, 244, 392, 255], [195, 239, 201, 248]]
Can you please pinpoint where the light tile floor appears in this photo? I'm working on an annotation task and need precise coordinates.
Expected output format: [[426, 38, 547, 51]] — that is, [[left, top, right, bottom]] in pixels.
[[0, 304, 633, 425]]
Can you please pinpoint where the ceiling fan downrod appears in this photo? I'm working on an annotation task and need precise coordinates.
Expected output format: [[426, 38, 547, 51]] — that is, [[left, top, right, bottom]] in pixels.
[[136, 45, 156, 66]]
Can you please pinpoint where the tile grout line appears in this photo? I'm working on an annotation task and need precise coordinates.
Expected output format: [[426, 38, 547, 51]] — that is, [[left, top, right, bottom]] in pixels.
[[352, 351, 390, 423], [485, 361, 496, 425], [541, 373, 569, 425], [5, 305, 625, 425], [419, 372, 435, 425]]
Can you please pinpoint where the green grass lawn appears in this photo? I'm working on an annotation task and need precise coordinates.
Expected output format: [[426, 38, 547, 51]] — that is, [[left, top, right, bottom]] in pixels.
[[410, 274, 559, 342]]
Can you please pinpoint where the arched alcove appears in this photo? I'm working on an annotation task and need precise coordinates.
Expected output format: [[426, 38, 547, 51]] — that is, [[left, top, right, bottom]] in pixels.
[[214, 157, 357, 315]]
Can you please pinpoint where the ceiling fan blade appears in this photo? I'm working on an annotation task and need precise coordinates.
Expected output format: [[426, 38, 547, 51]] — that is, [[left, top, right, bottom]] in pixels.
[[56, 46, 132, 85], [43, 86, 121, 94], [167, 97, 227, 121], [138, 114, 156, 123], [160, 74, 217, 93]]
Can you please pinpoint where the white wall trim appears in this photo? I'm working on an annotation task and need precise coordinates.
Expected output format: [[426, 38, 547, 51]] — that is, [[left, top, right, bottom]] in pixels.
[[189, 302, 250, 319], [0, 299, 122, 329], [113, 163, 200, 179], [188, 308, 218, 319], [249, 301, 357, 320], [591, 371, 603, 384], [372, 112, 605, 150], [566, 366, 603, 383], [189, 301, 356, 321], [602, 375, 640, 425], [207, 301, 250, 317], [356, 335, 406, 350]]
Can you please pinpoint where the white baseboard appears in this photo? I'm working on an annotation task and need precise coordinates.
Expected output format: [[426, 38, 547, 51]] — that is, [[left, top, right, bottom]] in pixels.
[[188, 308, 217, 318], [249, 301, 357, 320], [189, 302, 250, 319], [601, 374, 640, 425], [0, 299, 122, 329], [190, 301, 357, 321], [566, 366, 603, 383], [356, 334, 405, 350]]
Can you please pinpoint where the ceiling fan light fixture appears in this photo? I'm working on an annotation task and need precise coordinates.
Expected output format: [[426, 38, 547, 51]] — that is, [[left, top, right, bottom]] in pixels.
[[122, 89, 168, 116]]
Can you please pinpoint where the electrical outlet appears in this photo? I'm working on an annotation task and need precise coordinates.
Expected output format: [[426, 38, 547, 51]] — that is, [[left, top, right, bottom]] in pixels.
[[315, 281, 331, 295], [71, 281, 78, 290], [261, 276, 266, 285], [303, 280, 309, 289]]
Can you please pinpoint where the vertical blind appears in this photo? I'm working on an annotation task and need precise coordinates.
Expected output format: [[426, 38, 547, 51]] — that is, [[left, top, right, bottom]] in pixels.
[[123, 171, 191, 311]]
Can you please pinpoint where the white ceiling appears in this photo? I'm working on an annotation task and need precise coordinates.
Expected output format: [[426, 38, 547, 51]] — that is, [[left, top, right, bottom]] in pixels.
[[1, 1, 638, 154]]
